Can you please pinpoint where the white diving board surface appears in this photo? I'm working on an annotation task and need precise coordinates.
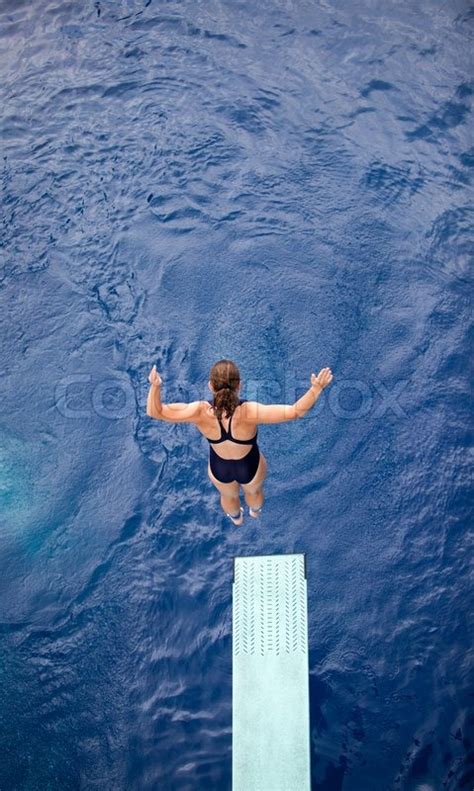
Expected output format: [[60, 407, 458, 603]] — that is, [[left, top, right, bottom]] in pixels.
[[232, 553, 310, 791]]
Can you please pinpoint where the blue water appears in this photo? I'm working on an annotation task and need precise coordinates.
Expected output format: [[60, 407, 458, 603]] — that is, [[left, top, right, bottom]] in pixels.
[[1, 0, 473, 789]]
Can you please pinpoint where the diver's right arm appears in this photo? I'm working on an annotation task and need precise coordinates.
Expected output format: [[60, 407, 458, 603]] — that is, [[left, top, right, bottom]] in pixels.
[[242, 367, 333, 424]]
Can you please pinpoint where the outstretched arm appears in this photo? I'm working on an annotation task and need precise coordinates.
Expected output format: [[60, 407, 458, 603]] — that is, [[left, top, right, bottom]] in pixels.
[[146, 365, 203, 423], [241, 367, 333, 424]]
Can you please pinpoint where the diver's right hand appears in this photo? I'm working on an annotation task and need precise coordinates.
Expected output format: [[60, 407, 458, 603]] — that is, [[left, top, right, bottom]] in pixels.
[[148, 365, 162, 387], [311, 367, 333, 390]]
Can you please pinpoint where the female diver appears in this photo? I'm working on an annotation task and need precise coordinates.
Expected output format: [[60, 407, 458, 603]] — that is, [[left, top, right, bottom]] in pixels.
[[146, 359, 333, 525]]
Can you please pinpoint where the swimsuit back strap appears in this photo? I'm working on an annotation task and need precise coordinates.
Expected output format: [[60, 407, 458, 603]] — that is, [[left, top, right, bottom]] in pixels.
[[208, 399, 250, 443], [226, 398, 245, 440], [227, 410, 235, 440], [217, 418, 226, 441]]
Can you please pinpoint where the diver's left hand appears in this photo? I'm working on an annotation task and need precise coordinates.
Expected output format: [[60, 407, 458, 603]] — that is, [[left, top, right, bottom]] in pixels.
[[148, 365, 162, 387]]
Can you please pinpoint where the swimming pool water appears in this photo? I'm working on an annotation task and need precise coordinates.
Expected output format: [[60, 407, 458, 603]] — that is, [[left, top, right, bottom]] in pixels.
[[1, 0, 473, 789]]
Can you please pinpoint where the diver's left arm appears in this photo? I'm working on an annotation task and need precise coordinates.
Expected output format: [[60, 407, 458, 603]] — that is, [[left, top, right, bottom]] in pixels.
[[146, 365, 203, 423]]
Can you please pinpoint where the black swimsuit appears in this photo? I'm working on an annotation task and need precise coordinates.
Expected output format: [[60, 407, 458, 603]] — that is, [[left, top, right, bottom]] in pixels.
[[206, 399, 260, 484]]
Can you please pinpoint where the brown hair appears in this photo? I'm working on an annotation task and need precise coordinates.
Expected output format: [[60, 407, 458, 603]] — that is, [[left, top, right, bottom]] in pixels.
[[209, 359, 241, 421]]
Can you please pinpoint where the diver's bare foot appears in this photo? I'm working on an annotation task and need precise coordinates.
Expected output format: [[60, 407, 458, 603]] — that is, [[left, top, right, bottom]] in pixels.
[[227, 506, 244, 525]]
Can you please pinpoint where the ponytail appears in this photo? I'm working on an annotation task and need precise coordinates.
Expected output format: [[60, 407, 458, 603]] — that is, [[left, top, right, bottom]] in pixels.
[[213, 385, 240, 421], [209, 359, 241, 421]]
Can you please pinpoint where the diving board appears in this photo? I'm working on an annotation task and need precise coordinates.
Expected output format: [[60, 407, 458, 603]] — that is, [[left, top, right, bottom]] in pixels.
[[232, 553, 310, 790]]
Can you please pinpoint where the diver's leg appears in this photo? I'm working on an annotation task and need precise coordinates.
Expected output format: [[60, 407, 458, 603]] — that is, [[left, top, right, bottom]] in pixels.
[[240, 452, 267, 514], [207, 462, 242, 520]]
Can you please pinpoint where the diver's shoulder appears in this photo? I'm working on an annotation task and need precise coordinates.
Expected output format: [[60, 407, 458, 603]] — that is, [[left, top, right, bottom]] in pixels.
[[238, 400, 259, 422]]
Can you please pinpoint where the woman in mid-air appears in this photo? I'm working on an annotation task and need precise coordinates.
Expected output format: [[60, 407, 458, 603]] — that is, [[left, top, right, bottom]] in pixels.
[[146, 359, 333, 525]]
